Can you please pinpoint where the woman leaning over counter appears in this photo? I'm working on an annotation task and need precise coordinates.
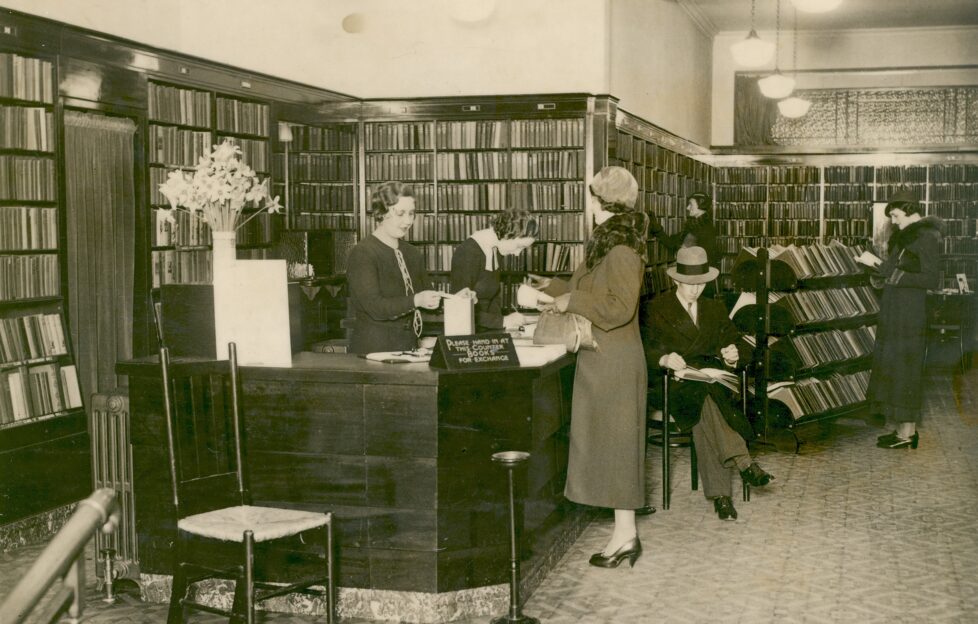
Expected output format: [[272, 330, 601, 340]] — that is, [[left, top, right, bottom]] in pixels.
[[450, 208, 538, 333], [347, 182, 443, 354]]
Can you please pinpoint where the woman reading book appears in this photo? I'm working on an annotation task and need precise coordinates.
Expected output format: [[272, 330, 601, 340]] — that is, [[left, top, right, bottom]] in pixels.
[[642, 246, 775, 521]]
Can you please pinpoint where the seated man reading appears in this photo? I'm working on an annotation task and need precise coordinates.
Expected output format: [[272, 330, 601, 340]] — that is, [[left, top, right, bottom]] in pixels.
[[642, 246, 774, 521]]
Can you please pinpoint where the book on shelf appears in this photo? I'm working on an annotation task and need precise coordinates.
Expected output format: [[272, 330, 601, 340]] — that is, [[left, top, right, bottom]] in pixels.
[[0, 206, 57, 250], [0, 312, 68, 364], [148, 82, 211, 126], [766, 370, 871, 420], [0, 107, 54, 151], [0, 254, 60, 301], [0, 361, 82, 425], [0, 155, 56, 201], [0, 53, 54, 103]]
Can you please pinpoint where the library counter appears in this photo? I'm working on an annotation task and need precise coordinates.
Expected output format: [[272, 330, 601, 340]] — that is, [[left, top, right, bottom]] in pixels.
[[117, 351, 585, 606]]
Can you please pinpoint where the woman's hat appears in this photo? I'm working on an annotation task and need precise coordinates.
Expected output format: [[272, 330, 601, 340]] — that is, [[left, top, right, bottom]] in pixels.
[[886, 188, 919, 204], [589, 166, 638, 209], [667, 246, 719, 285]]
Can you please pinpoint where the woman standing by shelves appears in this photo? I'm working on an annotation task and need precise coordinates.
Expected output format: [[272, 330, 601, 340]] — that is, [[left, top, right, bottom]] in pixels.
[[449, 208, 538, 333], [347, 182, 443, 354], [654, 192, 719, 266], [530, 166, 649, 568], [864, 189, 944, 449]]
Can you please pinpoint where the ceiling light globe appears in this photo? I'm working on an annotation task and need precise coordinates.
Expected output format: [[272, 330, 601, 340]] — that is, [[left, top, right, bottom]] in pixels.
[[730, 30, 776, 68], [790, 0, 843, 13], [759, 72, 796, 99], [778, 97, 812, 118]]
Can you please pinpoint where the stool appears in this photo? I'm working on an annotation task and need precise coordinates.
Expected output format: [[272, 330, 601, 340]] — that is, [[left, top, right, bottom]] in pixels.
[[490, 451, 538, 624]]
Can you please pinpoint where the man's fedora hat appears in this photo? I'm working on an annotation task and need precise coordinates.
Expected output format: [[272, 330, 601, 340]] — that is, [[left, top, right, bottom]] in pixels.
[[667, 246, 719, 285]]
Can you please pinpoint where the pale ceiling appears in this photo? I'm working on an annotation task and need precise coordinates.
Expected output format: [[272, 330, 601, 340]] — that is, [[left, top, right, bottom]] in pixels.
[[684, 0, 978, 33]]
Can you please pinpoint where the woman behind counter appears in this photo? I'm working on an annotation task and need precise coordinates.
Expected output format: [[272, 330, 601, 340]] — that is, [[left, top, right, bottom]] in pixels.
[[531, 166, 649, 569], [450, 209, 538, 332], [347, 182, 443, 354]]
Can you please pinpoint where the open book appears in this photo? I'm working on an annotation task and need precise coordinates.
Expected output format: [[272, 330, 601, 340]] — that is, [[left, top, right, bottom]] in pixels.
[[854, 250, 882, 268], [674, 367, 740, 393]]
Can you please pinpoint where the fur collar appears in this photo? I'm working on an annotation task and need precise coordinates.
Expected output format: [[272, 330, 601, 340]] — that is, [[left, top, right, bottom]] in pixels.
[[585, 212, 649, 269], [890, 215, 945, 250]]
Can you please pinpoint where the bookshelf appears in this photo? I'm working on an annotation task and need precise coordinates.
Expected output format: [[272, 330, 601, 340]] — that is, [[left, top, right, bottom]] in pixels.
[[147, 80, 280, 289], [360, 110, 588, 309], [929, 164, 978, 291], [608, 115, 713, 296], [715, 167, 768, 290], [823, 165, 873, 246]]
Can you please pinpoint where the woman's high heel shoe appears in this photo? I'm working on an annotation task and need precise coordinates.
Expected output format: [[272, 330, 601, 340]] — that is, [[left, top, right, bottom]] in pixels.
[[877, 432, 919, 449], [588, 536, 642, 568]]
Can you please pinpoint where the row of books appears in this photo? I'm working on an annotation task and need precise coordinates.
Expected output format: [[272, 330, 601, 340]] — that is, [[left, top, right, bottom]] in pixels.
[[511, 182, 584, 212], [433, 182, 507, 212], [824, 166, 874, 184], [0, 254, 59, 301], [768, 203, 819, 219], [943, 237, 978, 255], [639, 194, 689, 217], [768, 236, 818, 247], [930, 201, 978, 217], [824, 203, 871, 218], [290, 213, 356, 231], [511, 119, 585, 148], [435, 121, 506, 149], [0, 363, 83, 425], [644, 263, 673, 294], [0, 312, 68, 365], [717, 220, 766, 236], [930, 165, 978, 182], [511, 151, 584, 179], [291, 184, 356, 213], [876, 183, 926, 200], [613, 134, 714, 181], [527, 243, 583, 272], [435, 152, 508, 180], [715, 185, 768, 202], [402, 213, 492, 242], [221, 136, 268, 173], [768, 186, 819, 202], [717, 236, 765, 254], [365, 122, 433, 151], [768, 370, 870, 420], [151, 249, 211, 287], [0, 107, 53, 151], [783, 325, 876, 370], [366, 153, 434, 180], [942, 220, 976, 237], [0, 155, 56, 201], [536, 213, 586, 240], [633, 170, 704, 198], [645, 239, 671, 265], [769, 220, 819, 237], [153, 209, 211, 247], [930, 185, 978, 201], [147, 83, 211, 127], [418, 245, 454, 273], [767, 167, 820, 185], [149, 126, 212, 167], [0, 206, 57, 251], [276, 153, 354, 181], [215, 97, 269, 137], [825, 220, 870, 237], [715, 167, 768, 185], [715, 204, 765, 219], [0, 53, 54, 103], [739, 241, 867, 280], [775, 286, 879, 325], [285, 124, 356, 151], [824, 185, 873, 201], [876, 166, 927, 183]]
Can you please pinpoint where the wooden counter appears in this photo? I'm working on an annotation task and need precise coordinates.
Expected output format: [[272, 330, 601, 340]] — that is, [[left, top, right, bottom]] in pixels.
[[117, 351, 578, 594]]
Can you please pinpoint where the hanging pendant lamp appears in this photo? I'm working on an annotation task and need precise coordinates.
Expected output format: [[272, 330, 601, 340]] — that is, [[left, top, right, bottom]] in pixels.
[[731, 0, 776, 68], [758, 0, 795, 99], [777, 4, 811, 118]]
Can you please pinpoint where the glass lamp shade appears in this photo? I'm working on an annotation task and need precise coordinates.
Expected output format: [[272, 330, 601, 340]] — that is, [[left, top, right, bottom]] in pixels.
[[278, 122, 293, 143], [790, 0, 843, 13], [730, 30, 776, 68], [758, 72, 796, 99], [778, 96, 812, 118]]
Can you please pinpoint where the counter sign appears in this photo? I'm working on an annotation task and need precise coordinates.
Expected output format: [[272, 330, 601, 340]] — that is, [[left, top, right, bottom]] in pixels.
[[429, 333, 519, 370]]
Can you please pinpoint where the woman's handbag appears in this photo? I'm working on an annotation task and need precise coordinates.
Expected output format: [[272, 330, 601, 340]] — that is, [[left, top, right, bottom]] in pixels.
[[533, 310, 597, 352]]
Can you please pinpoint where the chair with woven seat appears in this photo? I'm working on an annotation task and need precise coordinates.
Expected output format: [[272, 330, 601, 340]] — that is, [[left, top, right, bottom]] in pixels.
[[160, 343, 335, 624]]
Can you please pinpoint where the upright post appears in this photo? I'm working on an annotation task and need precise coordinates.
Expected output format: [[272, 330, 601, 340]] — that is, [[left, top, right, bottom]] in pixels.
[[490, 451, 539, 624]]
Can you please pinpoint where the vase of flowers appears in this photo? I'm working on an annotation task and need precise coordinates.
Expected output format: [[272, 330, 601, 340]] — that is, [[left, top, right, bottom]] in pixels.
[[158, 139, 282, 279]]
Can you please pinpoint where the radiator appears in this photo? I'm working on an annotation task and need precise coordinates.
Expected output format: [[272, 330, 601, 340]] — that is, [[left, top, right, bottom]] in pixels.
[[89, 389, 140, 582]]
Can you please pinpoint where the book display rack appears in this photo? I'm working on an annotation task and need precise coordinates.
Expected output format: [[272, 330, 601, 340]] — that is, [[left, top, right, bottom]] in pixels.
[[147, 80, 280, 288]]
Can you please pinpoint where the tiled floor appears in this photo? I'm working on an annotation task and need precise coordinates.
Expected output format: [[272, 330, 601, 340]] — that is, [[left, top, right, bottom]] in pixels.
[[2, 367, 976, 623]]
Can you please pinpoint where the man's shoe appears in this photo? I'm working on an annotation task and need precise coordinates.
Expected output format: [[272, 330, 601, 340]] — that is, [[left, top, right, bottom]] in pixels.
[[635, 505, 656, 516], [739, 462, 774, 487], [713, 496, 737, 521]]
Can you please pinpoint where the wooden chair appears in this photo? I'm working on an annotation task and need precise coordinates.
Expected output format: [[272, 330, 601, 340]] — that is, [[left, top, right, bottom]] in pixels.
[[160, 343, 335, 624], [0, 488, 119, 624]]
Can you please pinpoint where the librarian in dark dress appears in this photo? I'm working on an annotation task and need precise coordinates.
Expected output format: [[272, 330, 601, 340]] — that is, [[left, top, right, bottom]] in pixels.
[[866, 190, 945, 449], [652, 192, 719, 266], [347, 182, 443, 354], [642, 246, 774, 521], [450, 209, 538, 332], [532, 166, 648, 569]]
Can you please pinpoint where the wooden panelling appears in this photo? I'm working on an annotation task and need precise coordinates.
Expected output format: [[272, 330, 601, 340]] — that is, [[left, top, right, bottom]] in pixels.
[[364, 384, 438, 457], [436, 544, 509, 593], [365, 456, 436, 509], [0, 430, 91, 523], [58, 56, 146, 108], [368, 548, 438, 593], [366, 508, 437, 550], [250, 451, 367, 507], [244, 380, 365, 455]]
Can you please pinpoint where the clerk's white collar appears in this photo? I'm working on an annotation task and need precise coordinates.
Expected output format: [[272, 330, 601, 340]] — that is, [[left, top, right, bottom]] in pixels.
[[470, 228, 499, 271]]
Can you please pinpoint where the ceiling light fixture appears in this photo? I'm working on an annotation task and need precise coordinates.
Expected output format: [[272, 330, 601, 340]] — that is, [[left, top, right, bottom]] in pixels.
[[758, 0, 795, 98], [790, 0, 843, 13], [778, 4, 812, 118], [730, 0, 776, 68]]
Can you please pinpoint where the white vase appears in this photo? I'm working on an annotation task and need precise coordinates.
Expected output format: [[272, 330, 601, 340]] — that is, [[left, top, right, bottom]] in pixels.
[[211, 231, 237, 279]]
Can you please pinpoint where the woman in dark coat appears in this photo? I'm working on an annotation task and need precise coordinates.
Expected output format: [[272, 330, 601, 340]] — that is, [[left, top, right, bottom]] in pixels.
[[450, 209, 538, 332], [347, 182, 443, 354], [866, 190, 944, 449], [652, 192, 719, 266], [531, 166, 648, 569]]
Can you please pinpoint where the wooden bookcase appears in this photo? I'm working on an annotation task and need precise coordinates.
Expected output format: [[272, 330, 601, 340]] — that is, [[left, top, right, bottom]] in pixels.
[[147, 80, 281, 289], [0, 48, 89, 525]]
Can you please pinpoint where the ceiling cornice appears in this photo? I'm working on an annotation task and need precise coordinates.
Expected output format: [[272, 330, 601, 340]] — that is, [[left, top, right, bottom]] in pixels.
[[677, 0, 717, 38], [714, 24, 978, 38]]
